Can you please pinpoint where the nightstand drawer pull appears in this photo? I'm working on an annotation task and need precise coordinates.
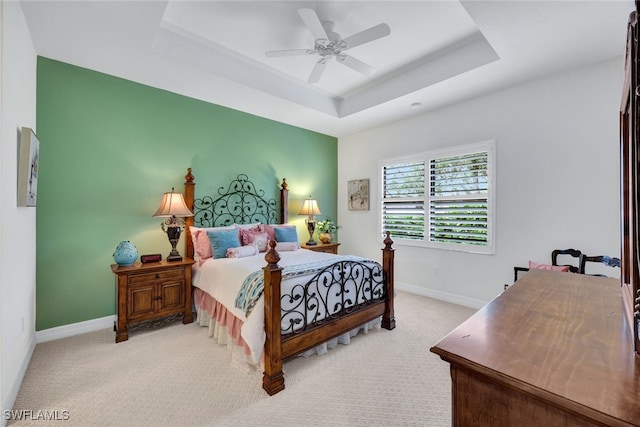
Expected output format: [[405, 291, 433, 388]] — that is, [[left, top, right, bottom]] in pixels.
[[155, 274, 160, 279]]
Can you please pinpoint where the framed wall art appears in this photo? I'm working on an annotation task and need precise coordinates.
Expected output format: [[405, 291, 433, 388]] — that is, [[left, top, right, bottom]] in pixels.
[[18, 127, 40, 207], [348, 179, 369, 211]]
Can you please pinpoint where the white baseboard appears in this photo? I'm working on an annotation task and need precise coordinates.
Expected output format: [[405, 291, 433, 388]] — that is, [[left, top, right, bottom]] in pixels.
[[397, 281, 488, 310], [2, 334, 36, 427], [32, 285, 483, 344], [36, 315, 115, 344]]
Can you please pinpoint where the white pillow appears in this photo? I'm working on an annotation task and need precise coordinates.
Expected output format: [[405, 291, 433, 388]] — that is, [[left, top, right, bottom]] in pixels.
[[226, 245, 258, 258]]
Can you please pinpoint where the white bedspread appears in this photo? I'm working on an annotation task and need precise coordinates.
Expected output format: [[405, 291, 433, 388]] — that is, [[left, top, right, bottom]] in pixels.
[[193, 249, 351, 363]]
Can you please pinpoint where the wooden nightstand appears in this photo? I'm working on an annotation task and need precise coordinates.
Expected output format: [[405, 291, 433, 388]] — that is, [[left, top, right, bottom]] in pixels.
[[111, 258, 195, 343], [301, 242, 340, 254]]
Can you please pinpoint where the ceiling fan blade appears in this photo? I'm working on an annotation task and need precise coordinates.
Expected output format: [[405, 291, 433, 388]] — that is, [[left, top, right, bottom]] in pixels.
[[308, 58, 329, 84], [337, 55, 375, 76], [342, 23, 390, 50], [298, 8, 329, 41], [265, 49, 314, 57]]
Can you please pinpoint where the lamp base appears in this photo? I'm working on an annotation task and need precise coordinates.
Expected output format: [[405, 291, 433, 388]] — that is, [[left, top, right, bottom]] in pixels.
[[166, 229, 183, 262], [166, 253, 183, 262], [304, 217, 317, 247]]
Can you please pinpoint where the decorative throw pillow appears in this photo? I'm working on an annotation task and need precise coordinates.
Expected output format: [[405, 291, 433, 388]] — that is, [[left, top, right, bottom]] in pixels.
[[226, 245, 258, 258], [528, 261, 571, 272], [263, 224, 292, 241], [240, 229, 269, 252], [275, 241, 299, 252], [235, 223, 262, 231], [274, 226, 298, 243], [190, 225, 235, 265], [207, 228, 241, 259]]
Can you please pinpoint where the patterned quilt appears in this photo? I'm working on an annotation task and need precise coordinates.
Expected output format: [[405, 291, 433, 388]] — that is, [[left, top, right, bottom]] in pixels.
[[235, 255, 371, 316]]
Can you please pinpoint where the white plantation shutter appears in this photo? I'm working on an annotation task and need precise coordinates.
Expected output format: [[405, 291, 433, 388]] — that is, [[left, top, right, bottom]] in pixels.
[[381, 161, 425, 240], [379, 141, 494, 254], [429, 151, 489, 246]]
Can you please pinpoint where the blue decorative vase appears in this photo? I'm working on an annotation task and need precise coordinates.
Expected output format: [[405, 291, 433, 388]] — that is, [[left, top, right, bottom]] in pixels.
[[113, 241, 138, 266]]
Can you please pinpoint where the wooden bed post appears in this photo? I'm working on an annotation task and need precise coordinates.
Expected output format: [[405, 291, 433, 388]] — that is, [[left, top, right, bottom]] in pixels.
[[184, 168, 195, 260], [262, 240, 285, 395], [280, 178, 288, 224], [381, 231, 396, 330]]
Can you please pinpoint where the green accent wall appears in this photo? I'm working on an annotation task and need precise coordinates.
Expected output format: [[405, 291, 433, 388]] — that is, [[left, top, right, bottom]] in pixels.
[[36, 57, 337, 331]]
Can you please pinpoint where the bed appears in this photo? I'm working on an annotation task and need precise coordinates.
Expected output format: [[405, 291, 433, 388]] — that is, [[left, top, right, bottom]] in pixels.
[[182, 168, 395, 395]]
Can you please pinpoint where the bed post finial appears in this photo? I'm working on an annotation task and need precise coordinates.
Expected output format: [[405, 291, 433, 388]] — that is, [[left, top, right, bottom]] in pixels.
[[264, 240, 281, 268], [383, 231, 394, 250], [382, 231, 395, 330], [184, 168, 196, 260], [280, 179, 288, 224]]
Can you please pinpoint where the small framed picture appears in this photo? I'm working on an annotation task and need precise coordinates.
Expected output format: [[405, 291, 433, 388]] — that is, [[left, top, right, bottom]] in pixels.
[[18, 127, 40, 207], [348, 179, 369, 211]]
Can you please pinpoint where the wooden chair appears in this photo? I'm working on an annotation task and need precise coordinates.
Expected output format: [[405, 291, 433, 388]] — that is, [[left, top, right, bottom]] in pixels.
[[551, 249, 582, 273], [514, 266, 530, 282], [514, 248, 582, 282], [578, 254, 621, 277]]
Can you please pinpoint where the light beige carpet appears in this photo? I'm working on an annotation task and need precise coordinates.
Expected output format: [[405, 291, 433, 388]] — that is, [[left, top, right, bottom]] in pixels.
[[9, 291, 475, 427]]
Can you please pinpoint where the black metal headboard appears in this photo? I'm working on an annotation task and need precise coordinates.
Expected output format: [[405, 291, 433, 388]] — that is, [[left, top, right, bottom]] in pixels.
[[193, 174, 280, 227], [183, 169, 289, 260]]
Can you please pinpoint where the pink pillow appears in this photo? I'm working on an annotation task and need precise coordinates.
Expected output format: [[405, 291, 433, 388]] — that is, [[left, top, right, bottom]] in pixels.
[[191, 228, 213, 260], [275, 241, 299, 252], [263, 224, 276, 241], [528, 261, 571, 272], [240, 229, 269, 252], [263, 224, 295, 241]]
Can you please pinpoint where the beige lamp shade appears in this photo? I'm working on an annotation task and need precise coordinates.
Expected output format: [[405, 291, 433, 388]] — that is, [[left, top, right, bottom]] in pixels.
[[153, 190, 194, 218], [298, 199, 321, 216]]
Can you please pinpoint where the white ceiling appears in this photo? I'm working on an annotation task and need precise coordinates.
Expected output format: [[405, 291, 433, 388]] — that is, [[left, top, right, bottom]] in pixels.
[[20, 0, 633, 137]]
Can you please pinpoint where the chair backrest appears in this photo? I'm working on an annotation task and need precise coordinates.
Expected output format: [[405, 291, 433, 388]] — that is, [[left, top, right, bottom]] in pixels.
[[514, 266, 529, 282], [551, 249, 582, 273], [579, 254, 621, 277]]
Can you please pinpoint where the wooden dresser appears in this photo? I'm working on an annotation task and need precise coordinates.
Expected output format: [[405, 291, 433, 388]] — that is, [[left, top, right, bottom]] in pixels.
[[111, 258, 194, 342], [431, 270, 640, 426]]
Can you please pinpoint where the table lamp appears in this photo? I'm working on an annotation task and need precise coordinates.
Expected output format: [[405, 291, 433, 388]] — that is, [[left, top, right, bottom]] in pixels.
[[153, 187, 194, 261], [299, 197, 321, 245]]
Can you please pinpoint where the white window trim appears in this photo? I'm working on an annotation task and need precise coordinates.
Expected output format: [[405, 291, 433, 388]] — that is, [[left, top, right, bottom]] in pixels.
[[378, 140, 495, 255]]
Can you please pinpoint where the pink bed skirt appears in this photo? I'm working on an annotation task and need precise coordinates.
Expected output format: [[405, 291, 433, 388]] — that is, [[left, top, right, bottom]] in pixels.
[[193, 287, 252, 357]]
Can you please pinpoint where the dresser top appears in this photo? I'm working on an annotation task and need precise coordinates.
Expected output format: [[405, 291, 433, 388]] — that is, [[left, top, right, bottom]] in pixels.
[[431, 269, 640, 425]]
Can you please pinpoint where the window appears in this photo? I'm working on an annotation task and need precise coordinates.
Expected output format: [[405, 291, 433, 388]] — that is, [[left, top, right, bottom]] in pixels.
[[380, 140, 495, 254]]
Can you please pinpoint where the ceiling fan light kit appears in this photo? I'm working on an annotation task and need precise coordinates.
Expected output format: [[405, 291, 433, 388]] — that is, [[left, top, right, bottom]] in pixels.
[[265, 8, 390, 84]]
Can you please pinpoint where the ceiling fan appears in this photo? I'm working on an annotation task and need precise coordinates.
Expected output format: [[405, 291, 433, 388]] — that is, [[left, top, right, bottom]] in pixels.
[[265, 8, 391, 84]]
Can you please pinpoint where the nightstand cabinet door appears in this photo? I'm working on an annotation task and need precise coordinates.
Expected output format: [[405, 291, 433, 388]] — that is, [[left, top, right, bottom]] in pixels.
[[128, 283, 156, 321], [157, 281, 185, 314]]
